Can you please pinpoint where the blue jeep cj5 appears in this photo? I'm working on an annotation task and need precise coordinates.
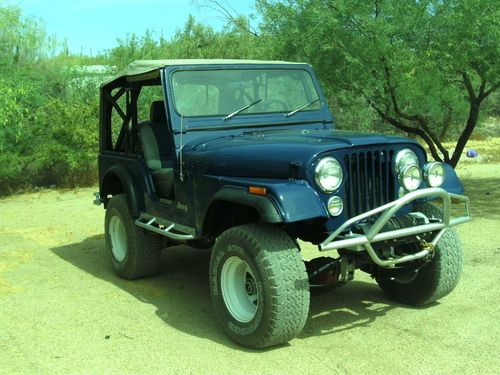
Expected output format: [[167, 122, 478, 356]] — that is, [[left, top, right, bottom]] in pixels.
[[95, 60, 471, 348]]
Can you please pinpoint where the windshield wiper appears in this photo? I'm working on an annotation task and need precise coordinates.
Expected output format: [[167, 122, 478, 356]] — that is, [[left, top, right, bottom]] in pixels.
[[224, 99, 263, 121], [285, 98, 320, 118]]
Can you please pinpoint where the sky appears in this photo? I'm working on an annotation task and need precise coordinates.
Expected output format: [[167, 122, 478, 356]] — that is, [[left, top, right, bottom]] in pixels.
[[6, 0, 257, 55]]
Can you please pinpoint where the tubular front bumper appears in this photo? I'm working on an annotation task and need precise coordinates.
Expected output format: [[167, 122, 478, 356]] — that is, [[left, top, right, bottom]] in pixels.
[[319, 188, 471, 267]]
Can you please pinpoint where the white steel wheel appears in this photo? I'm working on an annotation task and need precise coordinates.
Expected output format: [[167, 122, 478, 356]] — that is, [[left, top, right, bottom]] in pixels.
[[109, 216, 127, 262], [209, 224, 310, 349], [221, 256, 258, 323]]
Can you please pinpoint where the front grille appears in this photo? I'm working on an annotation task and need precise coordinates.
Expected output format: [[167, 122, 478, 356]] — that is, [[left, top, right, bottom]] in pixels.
[[344, 149, 395, 218]]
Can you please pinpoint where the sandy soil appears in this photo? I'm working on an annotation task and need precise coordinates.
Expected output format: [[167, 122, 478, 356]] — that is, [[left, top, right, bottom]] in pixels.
[[0, 164, 499, 374]]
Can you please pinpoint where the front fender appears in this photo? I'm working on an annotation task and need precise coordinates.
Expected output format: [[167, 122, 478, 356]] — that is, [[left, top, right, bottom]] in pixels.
[[441, 163, 465, 194], [209, 177, 328, 223], [211, 186, 282, 223], [265, 180, 329, 222]]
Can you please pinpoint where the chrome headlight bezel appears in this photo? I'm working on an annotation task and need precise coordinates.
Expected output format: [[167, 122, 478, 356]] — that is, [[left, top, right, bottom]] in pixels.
[[423, 162, 445, 187], [399, 164, 422, 192], [394, 148, 419, 175], [314, 157, 343, 193]]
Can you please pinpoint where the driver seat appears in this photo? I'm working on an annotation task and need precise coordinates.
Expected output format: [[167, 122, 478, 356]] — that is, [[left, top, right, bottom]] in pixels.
[[139, 101, 174, 199]]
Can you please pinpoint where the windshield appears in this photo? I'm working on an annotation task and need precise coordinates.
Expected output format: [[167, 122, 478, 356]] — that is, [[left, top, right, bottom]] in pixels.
[[171, 68, 321, 118]]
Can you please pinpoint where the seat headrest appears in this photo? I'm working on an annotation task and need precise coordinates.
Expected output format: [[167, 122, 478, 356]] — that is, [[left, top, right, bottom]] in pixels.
[[150, 101, 167, 123]]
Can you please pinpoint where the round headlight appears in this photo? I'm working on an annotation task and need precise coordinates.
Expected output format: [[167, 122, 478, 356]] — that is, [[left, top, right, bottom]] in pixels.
[[399, 164, 422, 191], [327, 196, 344, 216], [394, 148, 419, 174], [315, 157, 343, 193], [424, 162, 445, 187]]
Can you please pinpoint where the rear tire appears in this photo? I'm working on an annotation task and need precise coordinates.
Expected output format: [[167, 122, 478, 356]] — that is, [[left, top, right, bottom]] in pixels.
[[376, 202, 463, 305], [105, 194, 163, 279], [209, 224, 310, 349]]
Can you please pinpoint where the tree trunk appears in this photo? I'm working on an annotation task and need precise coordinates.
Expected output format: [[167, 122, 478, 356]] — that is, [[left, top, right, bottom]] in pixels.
[[450, 99, 481, 167], [439, 107, 453, 142]]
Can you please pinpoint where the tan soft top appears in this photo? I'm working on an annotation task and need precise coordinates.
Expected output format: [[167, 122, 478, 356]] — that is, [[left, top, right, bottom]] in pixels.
[[102, 59, 306, 88]]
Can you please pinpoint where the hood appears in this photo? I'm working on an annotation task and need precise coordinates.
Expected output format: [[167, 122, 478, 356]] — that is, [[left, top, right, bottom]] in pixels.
[[185, 129, 420, 178]]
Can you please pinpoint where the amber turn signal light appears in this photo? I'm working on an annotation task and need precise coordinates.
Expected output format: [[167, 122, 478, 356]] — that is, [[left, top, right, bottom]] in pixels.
[[248, 186, 267, 196]]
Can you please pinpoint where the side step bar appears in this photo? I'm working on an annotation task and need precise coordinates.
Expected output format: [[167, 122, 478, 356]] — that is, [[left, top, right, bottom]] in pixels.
[[135, 214, 195, 241]]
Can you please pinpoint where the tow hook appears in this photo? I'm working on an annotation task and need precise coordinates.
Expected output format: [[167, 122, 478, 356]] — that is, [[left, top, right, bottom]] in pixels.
[[419, 237, 435, 253]]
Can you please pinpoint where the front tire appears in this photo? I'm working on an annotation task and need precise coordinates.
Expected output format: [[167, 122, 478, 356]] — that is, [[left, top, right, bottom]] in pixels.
[[376, 202, 463, 305], [105, 194, 163, 279], [209, 224, 310, 349]]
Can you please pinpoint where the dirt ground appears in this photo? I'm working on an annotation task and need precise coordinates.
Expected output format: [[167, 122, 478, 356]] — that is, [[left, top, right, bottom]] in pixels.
[[1, 164, 499, 375]]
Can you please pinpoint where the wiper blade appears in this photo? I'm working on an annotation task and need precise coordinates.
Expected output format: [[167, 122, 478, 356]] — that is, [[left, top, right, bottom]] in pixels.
[[285, 98, 320, 118], [224, 99, 263, 120]]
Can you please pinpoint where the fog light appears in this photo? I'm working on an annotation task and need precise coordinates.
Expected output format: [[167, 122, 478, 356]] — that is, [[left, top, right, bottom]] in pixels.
[[327, 196, 343, 216], [423, 162, 445, 187]]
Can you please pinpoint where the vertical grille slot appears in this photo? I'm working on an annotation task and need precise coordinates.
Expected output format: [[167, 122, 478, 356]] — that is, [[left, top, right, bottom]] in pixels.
[[344, 149, 394, 218]]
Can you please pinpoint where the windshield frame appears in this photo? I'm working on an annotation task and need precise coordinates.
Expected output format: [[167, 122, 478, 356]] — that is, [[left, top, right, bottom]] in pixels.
[[165, 64, 327, 126], [162, 64, 333, 135]]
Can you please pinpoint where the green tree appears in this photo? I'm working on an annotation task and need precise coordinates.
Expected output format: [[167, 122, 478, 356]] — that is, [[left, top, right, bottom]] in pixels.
[[108, 30, 161, 69], [163, 15, 261, 59], [0, 5, 48, 65], [0, 5, 102, 194], [105, 14, 262, 65], [257, 0, 500, 166]]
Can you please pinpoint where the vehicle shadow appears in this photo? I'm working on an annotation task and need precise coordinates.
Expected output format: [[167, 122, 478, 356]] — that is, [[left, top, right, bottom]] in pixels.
[[51, 235, 240, 348], [301, 282, 397, 339], [51, 235, 415, 350]]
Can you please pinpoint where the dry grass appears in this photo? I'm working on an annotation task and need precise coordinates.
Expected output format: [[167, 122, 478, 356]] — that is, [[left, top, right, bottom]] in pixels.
[[444, 137, 500, 164], [419, 136, 500, 164]]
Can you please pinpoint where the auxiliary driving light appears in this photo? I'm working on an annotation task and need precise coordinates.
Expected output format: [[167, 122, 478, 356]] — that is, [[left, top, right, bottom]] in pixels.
[[399, 164, 422, 191], [423, 162, 445, 187]]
